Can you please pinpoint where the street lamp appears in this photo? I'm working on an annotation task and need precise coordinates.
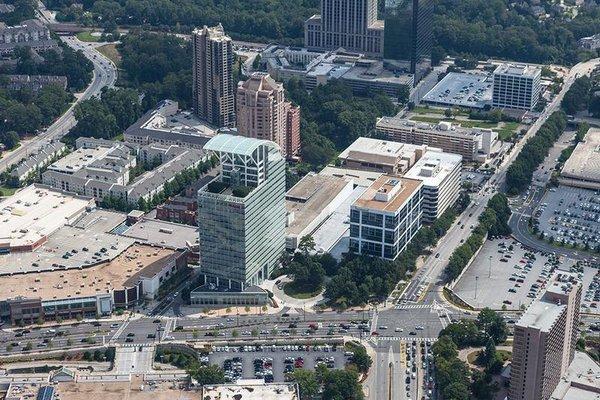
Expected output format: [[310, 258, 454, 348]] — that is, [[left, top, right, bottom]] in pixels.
[[475, 276, 479, 299], [489, 255, 493, 278]]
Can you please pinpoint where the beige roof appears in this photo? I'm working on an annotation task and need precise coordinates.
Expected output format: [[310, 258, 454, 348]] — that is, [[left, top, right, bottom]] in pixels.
[[353, 175, 422, 212], [0, 244, 179, 301], [561, 128, 600, 184]]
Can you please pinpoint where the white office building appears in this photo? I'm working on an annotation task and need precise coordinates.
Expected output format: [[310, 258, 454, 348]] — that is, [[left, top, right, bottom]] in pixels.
[[404, 151, 462, 222], [492, 63, 541, 111]]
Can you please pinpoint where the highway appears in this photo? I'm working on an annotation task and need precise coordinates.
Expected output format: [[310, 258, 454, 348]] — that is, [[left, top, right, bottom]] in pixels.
[[0, 35, 117, 174]]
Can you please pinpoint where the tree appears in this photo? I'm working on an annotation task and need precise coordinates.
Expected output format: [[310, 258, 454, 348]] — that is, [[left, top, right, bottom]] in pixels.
[[471, 370, 498, 400], [298, 234, 316, 253], [321, 369, 364, 400], [293, 369, 319, 400], [350, 344, 372, 373], [477, 308, 508, 344], [187, 364, 225, 386], [0, 131, 19, 150]]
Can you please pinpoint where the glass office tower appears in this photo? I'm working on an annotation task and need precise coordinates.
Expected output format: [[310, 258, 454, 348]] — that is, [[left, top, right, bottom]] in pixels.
[[198, 134, 286, 291], [383, 0, 433, 83]]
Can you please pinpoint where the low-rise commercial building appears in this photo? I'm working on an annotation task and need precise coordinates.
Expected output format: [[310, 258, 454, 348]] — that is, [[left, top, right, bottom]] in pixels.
[[285, 172, 354, 249], [492, 63, 541, 111], [376, 117, 498, 162], [349, 175, 422, 260], [404, 151, 462, 222], [559, 127, 600, 190], [338, 137, 439, 174], [42, 138, 206, 203], [123, 100, 216, 150], [0, 184, 93, 253], [202, 381, 299, 400], [0, 244, 188, 325], [509, 272, 582, 400]]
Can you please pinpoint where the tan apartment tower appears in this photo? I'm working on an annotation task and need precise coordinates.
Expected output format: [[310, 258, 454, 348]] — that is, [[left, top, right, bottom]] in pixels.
[[192, 24, 235, 128], [236, 72, 301, 160], [509, 272, 582, 400]]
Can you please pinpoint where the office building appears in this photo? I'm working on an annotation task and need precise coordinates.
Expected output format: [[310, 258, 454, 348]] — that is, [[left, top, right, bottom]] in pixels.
[[509, 272, 582, 400], [376, 117, 498, 162], [349, 175, 422, 260], [492, 63, 541, 111], [338, 137, 439, 174], [236, 73, 301, 159], [197, 134, 286, 291], [304, 0, 385, 57], [383, 0, 433, 83], [192, 24, 235, 127], [404, 151, 462, 222]]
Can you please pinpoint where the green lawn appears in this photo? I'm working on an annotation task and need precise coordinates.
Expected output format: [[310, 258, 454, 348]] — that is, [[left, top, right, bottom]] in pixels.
[[0, 186, 18, 196], [283, 281, 323, 299], [411, 106, 469, 117], [76, 31, 101, 42], [410, 115, 520, 141]]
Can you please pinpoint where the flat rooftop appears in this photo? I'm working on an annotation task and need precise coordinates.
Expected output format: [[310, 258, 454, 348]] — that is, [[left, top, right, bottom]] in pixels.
[[0, 244, 179, 301], [0, 184, 93, 250], [339, 137, 440, 163], [561, 128, 600, 184], [319, 166, 383, 188], [121, 218, 198, 250], [377, 116, 493, 139], [550, 351, 600, 400], [55, 380, 203, 400], [286, 173, 352, 236], [202, 381, 298, 400], [494, 63, 541, 78], [353, 175, 422, 213], [516, 298, 565, 332], [422, 72, 493, 109], [404, 151, 462, 187], [47, 146, 114, 173]]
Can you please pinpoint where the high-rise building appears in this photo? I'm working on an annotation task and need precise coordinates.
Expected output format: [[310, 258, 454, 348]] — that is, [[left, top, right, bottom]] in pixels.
[[304, 0, 385, 57], [509, 272, 582, 400], [285, 103, 301, 160], [349, 175, 422, 260], [236, 73, 301, 160], [492, 63, 541, 111], [383, 0, 433, 83], [192, 24, 235, 128], [197, 134, 286, 290]]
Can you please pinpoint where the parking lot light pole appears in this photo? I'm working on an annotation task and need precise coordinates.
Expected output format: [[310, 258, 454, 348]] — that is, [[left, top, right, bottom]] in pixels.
[[475, 276, 479, 299], [489, 255, 493, 278]]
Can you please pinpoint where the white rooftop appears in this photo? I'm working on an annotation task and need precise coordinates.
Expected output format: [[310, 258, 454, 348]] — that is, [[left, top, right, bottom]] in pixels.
[[338, 137, 440, 161], [47, 146, 115, 174], [202, 381, 298, 400], [494, 63, 541, 78], [561, 127, 600, 184], [404, 151, 462, 187], [0, 185, 92, 250], [550, 351, 600, 400]]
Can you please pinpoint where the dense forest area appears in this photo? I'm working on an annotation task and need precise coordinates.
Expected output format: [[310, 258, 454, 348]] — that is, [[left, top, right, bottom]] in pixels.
[[41, 0, 600, 64]]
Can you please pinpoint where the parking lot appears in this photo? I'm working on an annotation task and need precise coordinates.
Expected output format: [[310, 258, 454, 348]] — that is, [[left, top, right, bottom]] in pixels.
[[537, 186, 600, 249], [204, 344, 348, 383], [453, 238, 575, 310]]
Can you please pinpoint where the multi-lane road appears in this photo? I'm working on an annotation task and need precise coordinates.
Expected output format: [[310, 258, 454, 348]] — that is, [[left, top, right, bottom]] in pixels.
[[0, 35, 117, 174]]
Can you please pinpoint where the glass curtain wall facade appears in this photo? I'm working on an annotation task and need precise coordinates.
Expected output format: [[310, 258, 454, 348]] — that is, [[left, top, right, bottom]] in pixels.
[[198, 135, 286, 291], [383, 0, 433, 83]]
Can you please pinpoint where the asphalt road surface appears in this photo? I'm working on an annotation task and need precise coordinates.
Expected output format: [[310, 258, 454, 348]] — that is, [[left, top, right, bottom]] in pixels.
[[0, 35, 117, 174]]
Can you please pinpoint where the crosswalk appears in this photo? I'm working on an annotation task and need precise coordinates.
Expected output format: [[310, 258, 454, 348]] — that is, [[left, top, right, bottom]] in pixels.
[[120, 342, 154, 347], [375, 336, 438, 343], [395, 304, 432, 310]]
